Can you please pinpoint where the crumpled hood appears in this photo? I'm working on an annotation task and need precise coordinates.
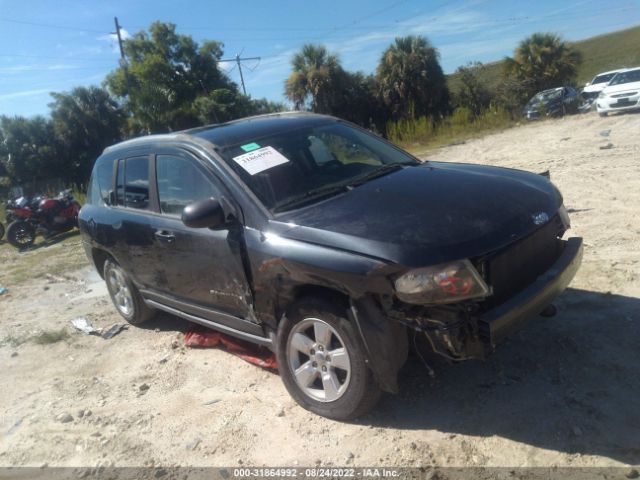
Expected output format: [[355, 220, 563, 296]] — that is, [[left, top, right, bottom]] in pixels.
[[272, 162, 562, 268]]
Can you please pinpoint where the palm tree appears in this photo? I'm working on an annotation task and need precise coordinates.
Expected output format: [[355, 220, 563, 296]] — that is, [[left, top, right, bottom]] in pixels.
[[49, 86, 124, 184], [284, 44, 346, 113], [504, 33, 582, 96], [376, 35, 450, 120]]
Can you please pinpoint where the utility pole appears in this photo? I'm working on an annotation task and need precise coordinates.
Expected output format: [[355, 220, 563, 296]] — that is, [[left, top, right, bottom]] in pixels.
[[113, 17, 131, 96], [219, 53, 260, 96]]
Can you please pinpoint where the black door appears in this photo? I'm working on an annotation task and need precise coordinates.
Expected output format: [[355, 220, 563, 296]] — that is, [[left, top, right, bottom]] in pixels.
[[110, 155, 160, 289], [148, 150, 253, 320]]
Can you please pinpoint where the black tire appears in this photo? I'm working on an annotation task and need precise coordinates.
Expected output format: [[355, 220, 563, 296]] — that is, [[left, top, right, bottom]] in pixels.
[[6, 221, 35, 249], [0, 222, 5, 241], [103, 259, 155, 325], [276, 296, 381, 420], [599, 111, 608, 117]]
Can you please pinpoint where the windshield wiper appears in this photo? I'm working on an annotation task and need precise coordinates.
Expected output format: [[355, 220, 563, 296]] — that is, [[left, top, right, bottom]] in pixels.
[[272, 182, 351, 212], [348, 162, 412, 187]]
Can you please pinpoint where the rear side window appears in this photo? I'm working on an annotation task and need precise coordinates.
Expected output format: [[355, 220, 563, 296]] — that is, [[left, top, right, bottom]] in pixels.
[[89, 160, 113, 205], [115, 156, 150, 210], [156, 154, 220, 216]]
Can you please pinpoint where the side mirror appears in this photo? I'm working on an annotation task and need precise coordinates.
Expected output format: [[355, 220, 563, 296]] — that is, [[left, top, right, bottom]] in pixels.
[[182, 197, 225, 229]]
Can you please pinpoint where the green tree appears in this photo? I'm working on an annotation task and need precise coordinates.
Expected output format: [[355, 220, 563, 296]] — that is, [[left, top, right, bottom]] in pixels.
[[105, 22, 238, 133], [49, 86, 124, 185], [503, 33, 582, 101], [453, 62, 493, 116], [284, 44, 347, 113], [376, 35, 450, 120], [194, 89, 284, 125], [335, 72, 387, 132], [0, 115, 61, 186]]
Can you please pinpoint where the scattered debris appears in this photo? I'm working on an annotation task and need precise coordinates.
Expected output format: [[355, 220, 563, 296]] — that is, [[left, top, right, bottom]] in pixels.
[[139, 383, 150, 394], [599, 129, 611, 137], [56, 413, 73, 423], [600, 143, 614, 150], [101, 324, 127, 339], [560, 137, 571, 141], [203, 399, 220, 406], [0, 287, 8, 295], [158, 355, 169, 364], [275, 406, 285, 417], [45, 273, 68, 283], [70, 317, 127, 339], [11, 352, 18, 358], [184, 330, 277, 371], [185, 438, 201, 451], [170, 339, 180, 349], [5, 417, 23, 436], [71, 317, 99, 335]]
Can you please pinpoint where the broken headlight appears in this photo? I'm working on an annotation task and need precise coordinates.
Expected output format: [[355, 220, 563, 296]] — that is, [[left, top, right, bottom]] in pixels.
[[394, 259, 490, 305]]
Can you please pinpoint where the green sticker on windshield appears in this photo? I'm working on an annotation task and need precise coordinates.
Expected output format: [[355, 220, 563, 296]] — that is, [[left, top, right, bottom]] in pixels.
[[240, 142, 261, 152]]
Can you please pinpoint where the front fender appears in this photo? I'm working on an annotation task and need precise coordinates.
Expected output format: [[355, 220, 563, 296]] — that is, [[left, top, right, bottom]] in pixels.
[[349, 295, 408, 393]]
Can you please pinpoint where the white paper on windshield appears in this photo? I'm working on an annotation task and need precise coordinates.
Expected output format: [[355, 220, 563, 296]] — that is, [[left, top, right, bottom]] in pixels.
[[232, 146, 290, 175]]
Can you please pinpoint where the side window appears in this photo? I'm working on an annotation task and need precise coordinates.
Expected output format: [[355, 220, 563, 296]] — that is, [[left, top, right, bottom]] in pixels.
[[115, 156, 150, 210], [156, 154, 220, 216], [89, 160, 113, 205], [115, 159, 124, 206]]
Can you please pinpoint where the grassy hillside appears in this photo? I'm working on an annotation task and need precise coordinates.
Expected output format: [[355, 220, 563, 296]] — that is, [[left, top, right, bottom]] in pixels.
[[447, 25, 640, 95]]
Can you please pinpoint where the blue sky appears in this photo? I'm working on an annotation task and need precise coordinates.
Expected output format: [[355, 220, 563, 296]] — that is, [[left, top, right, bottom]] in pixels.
[[1, 0, 639, 117]]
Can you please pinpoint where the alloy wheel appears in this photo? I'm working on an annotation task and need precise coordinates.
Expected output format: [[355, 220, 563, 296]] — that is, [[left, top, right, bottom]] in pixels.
[[107, 267, 133, 316], [287, 317, 351, 402]]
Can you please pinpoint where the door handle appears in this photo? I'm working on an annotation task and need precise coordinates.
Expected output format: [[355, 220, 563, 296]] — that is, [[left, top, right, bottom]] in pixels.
[[154, 230, 176, 245]]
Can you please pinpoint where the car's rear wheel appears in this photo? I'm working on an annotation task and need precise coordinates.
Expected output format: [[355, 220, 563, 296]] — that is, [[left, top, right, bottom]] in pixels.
[[276, 297, 381, 420], [104, 259, 155, 325]]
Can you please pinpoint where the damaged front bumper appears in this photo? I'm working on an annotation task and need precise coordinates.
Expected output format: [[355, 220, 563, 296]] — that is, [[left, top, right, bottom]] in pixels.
[[348, 237, 583, 393], [401, 236, 583, 358], [478, 236, 583, 347]]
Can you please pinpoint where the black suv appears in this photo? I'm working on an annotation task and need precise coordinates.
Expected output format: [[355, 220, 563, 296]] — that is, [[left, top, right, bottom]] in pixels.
[[80, 113, 582, 419]]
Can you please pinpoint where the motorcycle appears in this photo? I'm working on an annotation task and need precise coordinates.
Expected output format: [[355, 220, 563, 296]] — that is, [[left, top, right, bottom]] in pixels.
[[6, 189, 81, 249], [2, 195, 39, 241]]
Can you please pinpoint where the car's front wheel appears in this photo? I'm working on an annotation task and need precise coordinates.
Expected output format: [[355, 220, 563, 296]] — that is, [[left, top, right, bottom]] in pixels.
[[276, 297, 381, 420], [104, 259, 155, 325]]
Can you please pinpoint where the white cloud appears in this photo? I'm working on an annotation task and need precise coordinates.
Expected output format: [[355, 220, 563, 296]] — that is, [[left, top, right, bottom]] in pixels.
[[0, 64, 82, 74], [0, 88, 51, 101], [97, 28, 131, 53], [97, 28, 131, 43]]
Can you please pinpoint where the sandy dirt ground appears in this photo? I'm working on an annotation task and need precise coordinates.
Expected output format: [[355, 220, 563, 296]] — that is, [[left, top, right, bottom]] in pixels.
[[0, 111, 639, 471]]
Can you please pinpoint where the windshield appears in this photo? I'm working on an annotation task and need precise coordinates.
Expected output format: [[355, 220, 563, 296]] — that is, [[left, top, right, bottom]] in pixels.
[[219, 122, 419, 212], [609, 69, 640, 86], [529, 89, 562, 104], [592, 73, 617, 84]]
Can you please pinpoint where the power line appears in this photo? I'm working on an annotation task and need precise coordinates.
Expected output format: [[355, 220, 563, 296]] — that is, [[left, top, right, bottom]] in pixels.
[[219, 53, 261, 95]]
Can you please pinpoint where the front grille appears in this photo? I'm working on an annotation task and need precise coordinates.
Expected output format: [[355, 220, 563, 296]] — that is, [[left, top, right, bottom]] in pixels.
[[612, 92, 637, 98], [484, 216, 564, 308]]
